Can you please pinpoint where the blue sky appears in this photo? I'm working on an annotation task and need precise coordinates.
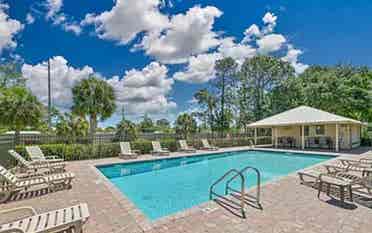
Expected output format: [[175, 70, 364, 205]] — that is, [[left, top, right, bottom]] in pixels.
[[2, 0, 372, 126]]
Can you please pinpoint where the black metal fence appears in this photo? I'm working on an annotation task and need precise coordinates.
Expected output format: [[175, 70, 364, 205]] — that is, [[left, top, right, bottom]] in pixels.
[[14, 132, 270, 146], [0, 135, 15, 168], [0, 133, 272, 167]]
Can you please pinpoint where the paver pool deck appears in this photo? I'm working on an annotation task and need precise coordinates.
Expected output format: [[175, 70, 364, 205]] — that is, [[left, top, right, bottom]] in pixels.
[[1, 146, 372, 233]]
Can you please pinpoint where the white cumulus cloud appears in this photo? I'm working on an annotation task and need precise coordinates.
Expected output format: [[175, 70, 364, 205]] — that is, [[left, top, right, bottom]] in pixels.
[[45, 0, 63, 19], [82, 1, 222, 64], [62, 22, 82, 35], [242, 24, 260, 43], [218, 37, 256, 62], [282, 45, 309, 74], [173, 11, 308, 83], [257, 34, 286, 54], [0, 4, 23, 54], [107, 62, 176, 114], [81, 0, 169, 44], [262, 12, 277, 34], [26, 13, 35, 24], [44, 0, 82, 35], [23, 57, 176, 116], [173, 53, 221, 83], [137, 5, 222, 64], [22, 56, 94, 110]]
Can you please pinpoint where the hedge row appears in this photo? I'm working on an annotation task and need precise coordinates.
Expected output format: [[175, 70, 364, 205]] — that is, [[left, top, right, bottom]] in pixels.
[[15, 138, 255, 161]]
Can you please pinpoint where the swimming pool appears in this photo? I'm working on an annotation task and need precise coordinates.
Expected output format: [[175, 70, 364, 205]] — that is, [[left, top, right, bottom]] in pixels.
[[97, 150, 332, 220]]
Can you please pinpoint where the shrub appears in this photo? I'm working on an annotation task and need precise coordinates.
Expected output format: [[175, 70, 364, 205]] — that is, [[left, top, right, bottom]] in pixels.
[[15, 137, 255, 161], [16, 143, 120, 161], [15, 138, 180, 161]]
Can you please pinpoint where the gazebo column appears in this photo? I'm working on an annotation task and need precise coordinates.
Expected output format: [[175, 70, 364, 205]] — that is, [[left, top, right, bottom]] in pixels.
[[254, 128, 257, 145], [335, 124, 339, 152], [274, 128, 278, 148], [301, 125, 305, 150], [271, 127, 274, 147]]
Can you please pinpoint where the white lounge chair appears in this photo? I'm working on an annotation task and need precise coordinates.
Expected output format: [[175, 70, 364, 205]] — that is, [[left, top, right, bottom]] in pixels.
[[339, 158, 372, 167], [0, 203, 89, 233], [8, 150, 66, 174], [25, 146, 64, 164], [325, 163, 372, 177], [0, 165, 74, 203], [151, 141, 170, 156], [178, 140, 197, 153], [200, 139, 219, 151], [119, 142, 139, 159]]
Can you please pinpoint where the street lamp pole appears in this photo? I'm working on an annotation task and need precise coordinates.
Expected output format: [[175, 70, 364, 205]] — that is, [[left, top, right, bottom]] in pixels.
[[48, 59, 51, 131]]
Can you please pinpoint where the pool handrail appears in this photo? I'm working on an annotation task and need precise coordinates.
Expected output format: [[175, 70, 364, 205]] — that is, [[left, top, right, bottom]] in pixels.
[[225, 166, 262, 209], [209, 168, 246, 218]]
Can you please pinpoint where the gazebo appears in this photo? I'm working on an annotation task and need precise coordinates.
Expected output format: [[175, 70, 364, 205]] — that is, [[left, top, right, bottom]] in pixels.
[[248, 106, 364, 152]]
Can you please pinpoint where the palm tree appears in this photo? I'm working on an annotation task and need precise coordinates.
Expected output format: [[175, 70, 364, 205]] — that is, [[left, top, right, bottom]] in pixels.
[[72, 77, 116, 138], [55, 113, 89, 142], [175, 113, 197, 139], [194, 89, 217, 131], [115, 119, 137, 141], [0, 86, 43, 143]]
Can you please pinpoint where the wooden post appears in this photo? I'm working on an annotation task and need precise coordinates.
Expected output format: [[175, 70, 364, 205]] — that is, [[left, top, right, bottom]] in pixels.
[[254, 128, 257, 145], [301, 125, 305, 150], [336, 124, 339, 152]]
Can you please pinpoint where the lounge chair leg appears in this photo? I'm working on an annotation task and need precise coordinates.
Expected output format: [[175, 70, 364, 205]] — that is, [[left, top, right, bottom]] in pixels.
[[0, 191, 11, 203], [75, 223, 83, 233], [348, 185, 353, 202], [298, 174, 304, 184], [317, 181, 323, 198], [340, 186, 345, 203], [326, 183, 331, 196]]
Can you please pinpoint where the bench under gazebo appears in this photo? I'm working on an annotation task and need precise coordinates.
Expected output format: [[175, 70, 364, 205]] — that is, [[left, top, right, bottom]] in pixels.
[[248, 106, 364, 152]]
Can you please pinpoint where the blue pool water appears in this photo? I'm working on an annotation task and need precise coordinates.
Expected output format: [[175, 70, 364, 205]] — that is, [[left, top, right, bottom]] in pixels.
[[97, 150, 332, 220]]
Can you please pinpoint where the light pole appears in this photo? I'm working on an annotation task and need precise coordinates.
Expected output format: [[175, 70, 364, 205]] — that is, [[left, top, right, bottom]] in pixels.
[[48, 59, 51, 131]]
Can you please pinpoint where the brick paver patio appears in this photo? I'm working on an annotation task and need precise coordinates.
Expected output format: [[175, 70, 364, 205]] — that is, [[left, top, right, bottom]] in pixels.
[[1, 147, 372, 233]]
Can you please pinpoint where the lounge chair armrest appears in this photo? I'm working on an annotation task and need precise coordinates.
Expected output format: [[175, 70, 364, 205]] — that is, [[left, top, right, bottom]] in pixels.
[[163, 147, 169, 150], [28, 160, 46, 165], [17, 176, 48, 183], [132, 150, 141, 153], [0, 206, 37, 225], [318, 173, 343, 182], [324, 165, 347, 173], [0, 227, 25, 233], [339, 159, 358, 165], [360, 158, 372, 163]]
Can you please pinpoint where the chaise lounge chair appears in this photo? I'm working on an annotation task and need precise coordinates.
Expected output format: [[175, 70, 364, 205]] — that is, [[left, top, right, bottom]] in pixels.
[[0, 203, 89, 233], [119, 142, 139, 159], [200, 139, 219, 151], [26, 146, 64, 164], [0, 165, 74, 203], [298, 169, 363, 203], [8, 150, 66, 174], [151, 141, 170, 156], [339, 158, 372, 167], [324, 163, 372, 177], [178, 140, 197, 153]]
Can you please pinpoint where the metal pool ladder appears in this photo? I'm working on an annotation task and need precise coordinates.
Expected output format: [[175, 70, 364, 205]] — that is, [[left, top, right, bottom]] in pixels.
[[209, 166, 262, 218]]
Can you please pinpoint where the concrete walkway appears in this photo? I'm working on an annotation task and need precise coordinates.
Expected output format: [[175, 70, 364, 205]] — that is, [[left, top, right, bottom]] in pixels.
[[1, 147, 371, 233]]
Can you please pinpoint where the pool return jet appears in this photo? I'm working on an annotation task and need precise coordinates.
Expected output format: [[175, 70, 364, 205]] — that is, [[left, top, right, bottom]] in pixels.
[[209, 166, 262, 218]]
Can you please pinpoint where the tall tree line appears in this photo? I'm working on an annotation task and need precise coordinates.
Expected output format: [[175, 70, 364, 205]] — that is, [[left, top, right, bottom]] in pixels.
[[193, 55, 372, 133]]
